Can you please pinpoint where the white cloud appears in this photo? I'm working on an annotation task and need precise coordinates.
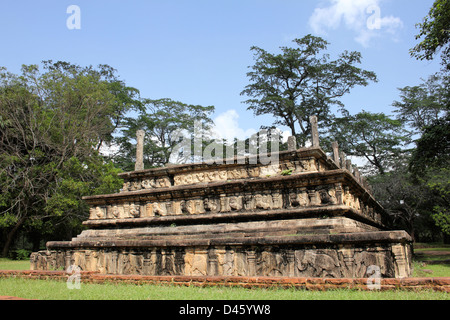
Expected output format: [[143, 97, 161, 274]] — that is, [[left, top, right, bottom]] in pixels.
[[212, 109, 295, 144], [309, 0, 403, 47], [211, 109, 257, 142]]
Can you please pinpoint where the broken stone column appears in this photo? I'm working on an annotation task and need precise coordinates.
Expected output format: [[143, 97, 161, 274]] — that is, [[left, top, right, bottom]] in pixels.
[[310, 116, 319, 147], [345, 159, 352, 172], [354, 166, 361, 183], [135, 130, 145, 171], [287, 136, 297, 151], [339, 151, 346, 169], [331, 142, 340, 166]]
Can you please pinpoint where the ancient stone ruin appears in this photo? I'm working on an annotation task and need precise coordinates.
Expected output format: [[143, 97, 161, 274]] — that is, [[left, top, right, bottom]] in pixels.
[[31, 116, 412, 278]]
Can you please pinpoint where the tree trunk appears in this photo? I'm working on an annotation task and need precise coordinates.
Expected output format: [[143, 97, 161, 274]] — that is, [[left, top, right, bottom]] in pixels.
[[444, 233, 450, 245], [1, 216, 27, 257]]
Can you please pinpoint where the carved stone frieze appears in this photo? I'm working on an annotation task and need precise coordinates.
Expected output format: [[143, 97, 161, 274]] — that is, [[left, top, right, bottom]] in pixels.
[[31, 233, 412, 278]]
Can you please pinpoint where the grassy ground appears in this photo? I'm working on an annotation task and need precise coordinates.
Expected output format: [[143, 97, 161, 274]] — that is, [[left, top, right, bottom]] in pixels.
[[412, 243, 450, 278], [0, 258, 30, 270], [0, 277, 448, 300], [0, 244, 449, 300]]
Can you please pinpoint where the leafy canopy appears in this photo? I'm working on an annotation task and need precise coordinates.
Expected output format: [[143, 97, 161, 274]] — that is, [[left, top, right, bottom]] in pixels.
[[241, 35, 377, 146]]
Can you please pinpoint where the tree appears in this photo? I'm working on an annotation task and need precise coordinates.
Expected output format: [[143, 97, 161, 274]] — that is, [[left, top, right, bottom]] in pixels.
[[392, 73, 448, 136], [39, 61, 142, 151], [241, 35, 377, 147], [409, 115, 450, 238], [114, 98, 215, 170], [409, 114, 450, 174], [0, 62, 127, 256], [410, 0, 450, 70], [370, 166, 430, 242], [330, 111, 408, 175]]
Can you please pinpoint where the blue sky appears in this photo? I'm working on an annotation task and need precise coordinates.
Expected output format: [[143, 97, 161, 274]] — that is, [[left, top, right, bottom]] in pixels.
[[0, 0, 441, 141]]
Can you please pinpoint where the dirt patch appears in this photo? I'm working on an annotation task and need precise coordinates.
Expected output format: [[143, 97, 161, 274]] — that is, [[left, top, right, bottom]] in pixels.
[[0, 296, 33, 300], [416, 250, 450, 256]]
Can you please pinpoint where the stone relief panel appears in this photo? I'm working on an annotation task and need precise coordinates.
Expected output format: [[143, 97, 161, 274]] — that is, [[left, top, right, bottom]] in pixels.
[[120, 157, 325, 193], [256, 249, 290, 277], [89, 206, 106, 220], [216, 247, 234, 276], [184, 248, 208, 276], [295, 249, 342, 278], [121, 177, 172, 192], [31, 241, 411, 278], [89, 182, 380, 225]]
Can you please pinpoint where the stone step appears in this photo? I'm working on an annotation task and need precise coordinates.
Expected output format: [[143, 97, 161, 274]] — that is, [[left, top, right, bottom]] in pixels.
[[74, 216, 378, 243]]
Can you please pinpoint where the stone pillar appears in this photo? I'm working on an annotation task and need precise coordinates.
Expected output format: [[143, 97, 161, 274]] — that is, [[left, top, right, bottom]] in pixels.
[[287, 136, 297, 151], [208, 248, 219, 276], [286, 250, 295, 277], [345, 159, 352, 172], [331, 141, 340, 166], [247, 249, 256, 276], [335, 183, 343, 205], [340, 247, 355, 278], [135, 129, 145, 171], [110, 251, 118, 275], [339, 151, 346, 169], [310, 116, 319, 147], [143, 252, 150, 275], [64, 250, 72, 271], [354, 166, 361, 183]]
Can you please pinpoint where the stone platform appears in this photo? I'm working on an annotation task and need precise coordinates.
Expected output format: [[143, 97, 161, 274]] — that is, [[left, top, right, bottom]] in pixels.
[[30, 119, 413, 278]]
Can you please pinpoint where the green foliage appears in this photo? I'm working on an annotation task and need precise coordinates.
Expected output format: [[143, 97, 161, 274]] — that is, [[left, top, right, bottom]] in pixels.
[[331, 110, 408, 175], [241, 35, 377, 147], [410, 0, 450, 66], [407, 114, 450, 236], [409, 115, 450, 174], [393, 74, 448, 136], [114, 98, 215, 170], [433, 207, 450, 235], [426, 167, 450, 235], [0, 213, 18, 229], [0, 61, 129, 256], [9, 249, 31, 260], [281, 169, 293, 176]]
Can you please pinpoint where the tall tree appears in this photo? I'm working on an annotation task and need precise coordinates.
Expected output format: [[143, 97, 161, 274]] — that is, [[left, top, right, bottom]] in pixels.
[[410, 0, 450, 71], [409, 115, 450, 238], [0, 62, 126, 256], [241, 35, 377, 147], [330, 111, 408, 175], [392, 73, 448, 136], [370, 165, 430, 242], [114, 98, 215, 170]]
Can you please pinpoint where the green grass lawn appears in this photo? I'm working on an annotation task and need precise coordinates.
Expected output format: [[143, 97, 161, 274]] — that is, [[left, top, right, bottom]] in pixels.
[[0, 277, 448, 300], [412, 244, 450, 277], [1, 243, 449, 300], [0, 258, 30, 270]]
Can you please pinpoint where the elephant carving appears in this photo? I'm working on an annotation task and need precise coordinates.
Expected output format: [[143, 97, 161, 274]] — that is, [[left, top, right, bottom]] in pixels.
[[295, 250, 341, 278]]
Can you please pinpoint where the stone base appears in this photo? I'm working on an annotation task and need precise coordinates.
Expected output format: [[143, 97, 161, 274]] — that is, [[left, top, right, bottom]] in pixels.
[[31, 231, 412, 279]]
